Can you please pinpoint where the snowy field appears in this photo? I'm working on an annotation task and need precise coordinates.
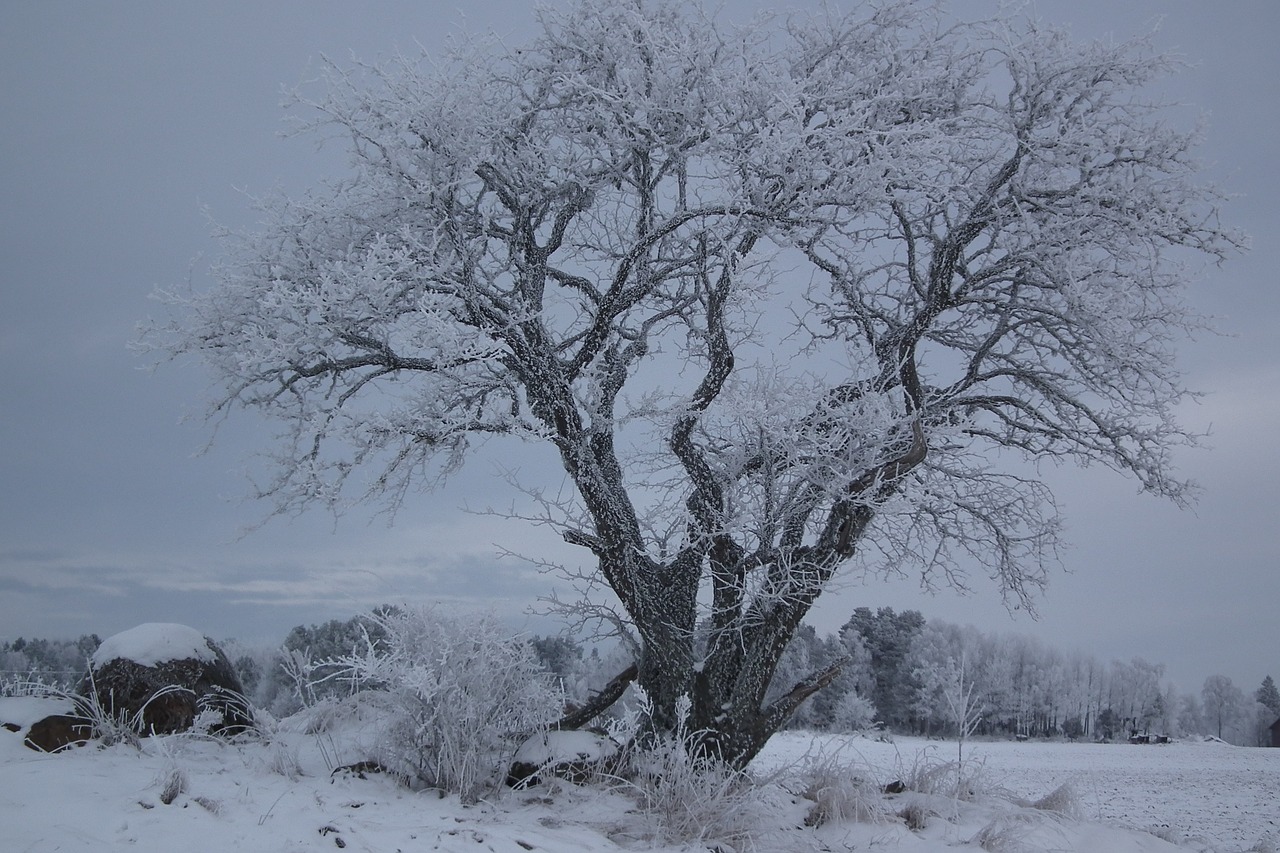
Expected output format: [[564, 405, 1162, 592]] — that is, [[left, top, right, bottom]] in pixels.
[[757, 732, 1280, 851], [3, 696, 1277, 853]]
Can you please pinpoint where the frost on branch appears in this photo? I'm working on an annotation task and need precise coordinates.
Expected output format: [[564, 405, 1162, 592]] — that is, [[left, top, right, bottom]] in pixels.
[[143, 0, 1242, 766]]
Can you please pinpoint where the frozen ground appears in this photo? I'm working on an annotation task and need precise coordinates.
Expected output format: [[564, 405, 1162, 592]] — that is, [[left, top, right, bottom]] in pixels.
[[2, 696, 1276, 853]]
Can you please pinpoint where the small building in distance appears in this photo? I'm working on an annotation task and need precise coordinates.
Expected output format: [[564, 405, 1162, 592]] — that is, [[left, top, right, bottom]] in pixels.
[[1270, 717, 1280, 748]]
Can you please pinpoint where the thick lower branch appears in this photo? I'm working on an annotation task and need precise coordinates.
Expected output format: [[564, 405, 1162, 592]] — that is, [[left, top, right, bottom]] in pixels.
[[758, 654, 851, 736]]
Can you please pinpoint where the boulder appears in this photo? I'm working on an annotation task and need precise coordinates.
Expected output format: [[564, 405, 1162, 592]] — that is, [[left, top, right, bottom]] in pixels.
[[507, 729, 620, 787], [83, 623, 253, 736], [0, 697, 95, 753], [24, 714, 94, 752]]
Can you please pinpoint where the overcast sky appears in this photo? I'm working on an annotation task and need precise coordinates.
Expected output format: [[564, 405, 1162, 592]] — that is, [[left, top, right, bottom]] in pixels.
[[1, 1, 1276, 695]]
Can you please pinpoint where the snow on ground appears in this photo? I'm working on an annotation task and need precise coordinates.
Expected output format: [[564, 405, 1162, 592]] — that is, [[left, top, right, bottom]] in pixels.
[[0, 696, 76, 730], [2, 698, 1276, 853], [946, 736, 1279, 850], [756, 732, 1280, 852]]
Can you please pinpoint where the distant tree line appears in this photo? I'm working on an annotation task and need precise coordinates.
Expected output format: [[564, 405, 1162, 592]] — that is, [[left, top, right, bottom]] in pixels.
[[5, 613, 1277, 746], [234, 607, 1275, 745], [0, 634, 100, 690], [775, 608, 1279, 747]]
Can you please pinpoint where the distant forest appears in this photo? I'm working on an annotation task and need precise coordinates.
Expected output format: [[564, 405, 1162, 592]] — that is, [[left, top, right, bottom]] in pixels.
[[5, 608, 1277, 747]]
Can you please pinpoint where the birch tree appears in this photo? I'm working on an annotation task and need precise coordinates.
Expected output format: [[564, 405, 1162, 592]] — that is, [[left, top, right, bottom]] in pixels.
[[146, 0, 1239, 766]]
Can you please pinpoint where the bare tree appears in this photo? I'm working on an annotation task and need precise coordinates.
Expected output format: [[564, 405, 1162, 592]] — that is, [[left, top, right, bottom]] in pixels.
[[944, 653, 984, 767], [145, 0, 1239, 767]]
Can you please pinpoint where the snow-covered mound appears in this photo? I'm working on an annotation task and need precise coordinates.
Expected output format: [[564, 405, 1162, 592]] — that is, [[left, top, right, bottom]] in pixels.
[[512, 729, 618, 767], [508, 729, 619, 786], [84, 623, 251, 736], [91, 622, 216, 668]]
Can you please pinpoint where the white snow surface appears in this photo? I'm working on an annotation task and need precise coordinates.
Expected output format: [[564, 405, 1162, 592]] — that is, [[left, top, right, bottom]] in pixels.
[[755, 733, 1280, 852], [513, 729, 618, 766], [0, 696, 75, 729], [91, 622, 216, 668], [2, 709, 1276, 853]]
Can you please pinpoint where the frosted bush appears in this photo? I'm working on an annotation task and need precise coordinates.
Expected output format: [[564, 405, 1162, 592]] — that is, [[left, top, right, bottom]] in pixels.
[[322, 605, 562, 802], [826, 690, 877, 732], [623, 694, 776, 850], [630, 737, 770, 849], [157, 767, 187, 805], [972, 810, 1070, 852], [787, 750, 891, 827], [896, 745, 992, 801], [1028, 782, 1081, 819]]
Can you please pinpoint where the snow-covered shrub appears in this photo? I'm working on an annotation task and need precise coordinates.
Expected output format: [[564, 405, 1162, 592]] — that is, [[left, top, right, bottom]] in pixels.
[[893, 745, 995, 801], [218, 638, 300, 718], [264, 734, 303, 780], [321, 605, 562, 803], [274, 614, 391, 713], [596, 681, 648, 745], [788, 750, 891, 827], [899, 798, 930, 831], [1027, 782, 1081, 819], [629, 738, 768, 849], [157, 767, 187, 804], [278, 647, 325, 710], [972, 810, 1071, 852]]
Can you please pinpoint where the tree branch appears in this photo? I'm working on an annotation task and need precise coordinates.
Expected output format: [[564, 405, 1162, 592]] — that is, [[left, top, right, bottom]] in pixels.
[[554, 662, 638, 731], [758, 655, 851, 735]]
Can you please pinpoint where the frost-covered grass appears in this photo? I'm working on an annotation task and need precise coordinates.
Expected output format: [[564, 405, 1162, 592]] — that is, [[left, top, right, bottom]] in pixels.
[[2, 706, 1277, 852]]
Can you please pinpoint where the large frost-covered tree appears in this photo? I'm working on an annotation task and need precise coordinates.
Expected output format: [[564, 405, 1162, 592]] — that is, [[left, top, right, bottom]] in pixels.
[[147, 0, 1239, 766], [1202, 674, 1244, 741]]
